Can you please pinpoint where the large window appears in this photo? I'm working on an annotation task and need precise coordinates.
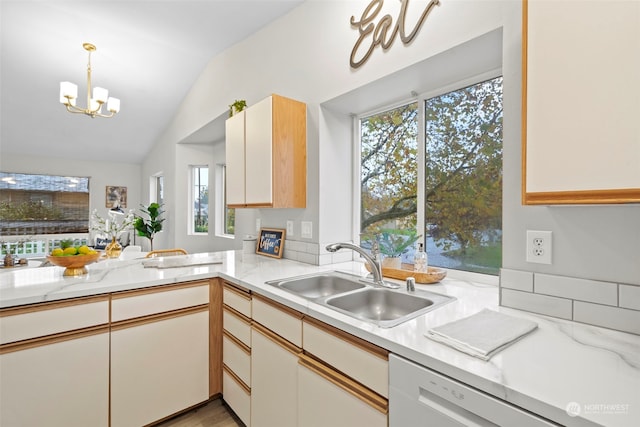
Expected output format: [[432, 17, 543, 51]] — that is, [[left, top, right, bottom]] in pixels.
[[360, 76, 503, 275], [215, 164, 235, 237], [0, 172, 90, 236], [190, 166, 208, 234]]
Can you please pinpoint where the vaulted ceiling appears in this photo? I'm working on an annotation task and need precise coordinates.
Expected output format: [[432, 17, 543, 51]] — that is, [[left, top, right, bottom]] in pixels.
[[0, 0, 304, 165]]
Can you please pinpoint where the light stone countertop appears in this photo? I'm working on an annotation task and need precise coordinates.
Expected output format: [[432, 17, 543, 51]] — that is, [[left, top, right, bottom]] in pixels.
[[1, 250, 638, 427]]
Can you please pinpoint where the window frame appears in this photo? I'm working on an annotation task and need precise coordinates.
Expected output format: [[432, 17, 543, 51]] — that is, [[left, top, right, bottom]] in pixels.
[[353, 69, 503, 281], [214, 163, 235, 239], [188, 165, 209, 236]]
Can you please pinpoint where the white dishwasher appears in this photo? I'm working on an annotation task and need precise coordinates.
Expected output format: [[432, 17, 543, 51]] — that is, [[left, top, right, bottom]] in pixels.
[[389, 354, 559, 427]]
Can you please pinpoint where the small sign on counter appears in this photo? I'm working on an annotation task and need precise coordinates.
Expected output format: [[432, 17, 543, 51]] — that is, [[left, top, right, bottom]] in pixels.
[[256, 228, 285, 258]]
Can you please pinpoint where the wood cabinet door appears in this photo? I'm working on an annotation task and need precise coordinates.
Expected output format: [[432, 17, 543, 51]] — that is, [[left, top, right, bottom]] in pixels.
[[250, 323, 299, 427], [225, 110, 247, 206], [110, 310, 209, 427], [245, 96, 274, 206], [0, 332, 110, 427]]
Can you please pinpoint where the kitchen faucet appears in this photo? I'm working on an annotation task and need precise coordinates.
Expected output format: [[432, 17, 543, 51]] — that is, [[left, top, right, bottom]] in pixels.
[[325, 242, 400, 289]]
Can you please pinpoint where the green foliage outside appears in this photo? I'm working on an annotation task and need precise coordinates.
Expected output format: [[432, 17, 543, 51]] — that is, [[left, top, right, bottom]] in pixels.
[[360, 77, 503, 274], [0, 200, 63, 220]]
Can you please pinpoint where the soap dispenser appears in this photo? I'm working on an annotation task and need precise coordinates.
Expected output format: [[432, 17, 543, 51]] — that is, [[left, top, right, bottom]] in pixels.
[[413, 243, 428, 272]]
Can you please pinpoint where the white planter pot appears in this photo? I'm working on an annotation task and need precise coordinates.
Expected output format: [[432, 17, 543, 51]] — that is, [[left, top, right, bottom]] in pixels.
[[382, 257, 402, 270]]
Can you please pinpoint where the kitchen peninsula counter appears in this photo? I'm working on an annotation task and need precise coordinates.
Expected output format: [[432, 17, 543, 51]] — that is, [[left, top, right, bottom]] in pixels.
[[1, 251, 638, 427]]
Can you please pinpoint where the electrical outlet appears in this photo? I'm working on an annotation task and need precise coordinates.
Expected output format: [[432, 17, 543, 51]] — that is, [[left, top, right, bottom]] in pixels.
[[286, 220, 294, 236], [526, 230, 552, 264]]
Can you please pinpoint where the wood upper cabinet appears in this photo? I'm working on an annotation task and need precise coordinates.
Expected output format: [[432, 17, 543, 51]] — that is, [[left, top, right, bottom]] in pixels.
[[225, 94, 307, 208], [522, 0, 640, 204]]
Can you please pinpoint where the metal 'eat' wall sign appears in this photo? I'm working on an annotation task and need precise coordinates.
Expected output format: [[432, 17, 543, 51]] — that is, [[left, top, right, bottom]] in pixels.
[[350, 0, 441, 69]]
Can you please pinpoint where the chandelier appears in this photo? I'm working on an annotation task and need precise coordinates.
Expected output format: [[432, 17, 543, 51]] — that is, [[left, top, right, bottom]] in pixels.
[[59, 43, 120, 118]]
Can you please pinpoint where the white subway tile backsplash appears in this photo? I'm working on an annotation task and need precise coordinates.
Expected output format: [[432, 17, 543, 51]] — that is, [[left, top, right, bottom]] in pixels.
[[500, 269, 533, 292], [297, 252, 318, 265], [619, 285, 640, 311], [305, 243, 320, 255], [574, 302, 640, 335], [501, 288, 573, 320], [534, 274, 617, 306], [285, 240, 305, 252]]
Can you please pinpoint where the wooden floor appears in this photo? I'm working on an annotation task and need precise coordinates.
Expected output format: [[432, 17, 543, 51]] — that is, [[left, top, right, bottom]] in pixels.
[[156, 399, 244, 427]]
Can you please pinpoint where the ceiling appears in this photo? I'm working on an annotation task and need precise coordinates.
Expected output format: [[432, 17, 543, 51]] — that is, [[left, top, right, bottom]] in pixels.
[[0, 0, 304, 165]]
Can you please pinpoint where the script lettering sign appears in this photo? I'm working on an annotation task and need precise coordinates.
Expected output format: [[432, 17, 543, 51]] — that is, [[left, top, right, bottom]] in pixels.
[[350, 0, 441, 68]]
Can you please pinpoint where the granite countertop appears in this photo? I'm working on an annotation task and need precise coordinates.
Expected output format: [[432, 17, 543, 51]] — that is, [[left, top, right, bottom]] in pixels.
[[1, 250, 638, 427]]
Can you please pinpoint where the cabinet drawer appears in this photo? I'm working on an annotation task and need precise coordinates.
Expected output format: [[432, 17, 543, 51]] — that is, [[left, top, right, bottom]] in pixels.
[[252, 295, 302, 347], [223, 368, 251, 427], [223, 283, 251, 317], [112, 282, 209, 322], [0, 296, 109, 345], [223, 307, 251, 347], [303, 318, 389, 398], [223, 333, 251, 386]]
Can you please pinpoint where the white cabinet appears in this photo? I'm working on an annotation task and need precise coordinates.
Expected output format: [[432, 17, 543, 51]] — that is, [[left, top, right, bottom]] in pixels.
[[250, 294, 303, 427], [298, 354, 387, 427], [110, 282, 210, 427], [0, 296, 110, 427], [222, 282, 252, 426], [225, 94, 307, 208], [251, 323, 300, 427], [523, 0, 640, 204]]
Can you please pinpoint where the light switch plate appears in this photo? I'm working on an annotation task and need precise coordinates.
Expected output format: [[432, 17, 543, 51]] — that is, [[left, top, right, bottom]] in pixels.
[[301, 221, 312, 239], [286, 220, 294, 236]]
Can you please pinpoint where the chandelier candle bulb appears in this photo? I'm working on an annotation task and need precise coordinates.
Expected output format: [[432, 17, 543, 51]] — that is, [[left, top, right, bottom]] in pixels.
[[107, 97, 120, 113]]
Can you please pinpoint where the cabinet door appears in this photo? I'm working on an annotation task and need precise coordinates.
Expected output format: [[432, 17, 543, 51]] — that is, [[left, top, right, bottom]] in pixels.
[[245, 96, 274, 206], [0, 331, 109, 427], [523, 0, 640, 204], [251, 323, 300, 427], [226, 110, 246, 206], [298, 354, 387, 427], [111, 309, 209, 427]]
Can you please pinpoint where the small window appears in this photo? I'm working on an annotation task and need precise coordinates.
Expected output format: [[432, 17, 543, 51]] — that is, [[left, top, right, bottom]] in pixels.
[[190, 166, 208, 234], [215, 164, 235, 237]]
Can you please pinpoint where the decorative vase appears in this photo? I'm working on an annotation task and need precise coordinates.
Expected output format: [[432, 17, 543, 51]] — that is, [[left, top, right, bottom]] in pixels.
[[382, 256, 402, 270], [105, 237, 122, 259]]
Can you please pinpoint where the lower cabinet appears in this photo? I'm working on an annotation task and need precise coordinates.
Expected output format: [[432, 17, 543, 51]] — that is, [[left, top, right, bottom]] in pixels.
[[110, 309, 210, 427], [298, 354, 388, 427], [251, 322, 301, 427], [0, 331, 110, 427]]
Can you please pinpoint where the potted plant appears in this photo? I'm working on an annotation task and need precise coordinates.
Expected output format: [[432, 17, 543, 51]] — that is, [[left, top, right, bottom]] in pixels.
[[133, 203, 164, 251], [229, 99, 247, 117], [377, 229, 421, 269]]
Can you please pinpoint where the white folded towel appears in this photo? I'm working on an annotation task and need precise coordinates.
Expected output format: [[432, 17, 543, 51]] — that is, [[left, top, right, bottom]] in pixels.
[[425, 309, 538, 361]]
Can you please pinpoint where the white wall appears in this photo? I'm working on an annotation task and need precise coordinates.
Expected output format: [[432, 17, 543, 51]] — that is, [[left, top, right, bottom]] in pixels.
[[146, 0, 638, 286]]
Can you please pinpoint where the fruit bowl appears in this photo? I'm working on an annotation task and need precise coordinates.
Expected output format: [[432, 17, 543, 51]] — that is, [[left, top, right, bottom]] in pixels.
[[46, 252, 102, 276]]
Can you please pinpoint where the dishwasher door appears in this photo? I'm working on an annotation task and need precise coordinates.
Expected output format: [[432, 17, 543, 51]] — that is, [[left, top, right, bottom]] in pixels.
[[389, 354, 559, 427]]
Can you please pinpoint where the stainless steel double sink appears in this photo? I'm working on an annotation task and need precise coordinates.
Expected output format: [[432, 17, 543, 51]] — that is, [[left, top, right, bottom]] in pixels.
[[266, 271, 455, 328]]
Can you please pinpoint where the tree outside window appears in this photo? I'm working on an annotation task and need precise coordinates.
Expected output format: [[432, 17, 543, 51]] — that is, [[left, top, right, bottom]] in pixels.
[[360, 76, 503, 275]]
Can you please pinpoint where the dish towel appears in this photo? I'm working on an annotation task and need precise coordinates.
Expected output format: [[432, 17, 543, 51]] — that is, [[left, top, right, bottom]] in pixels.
[[425, 309, 538, 361]]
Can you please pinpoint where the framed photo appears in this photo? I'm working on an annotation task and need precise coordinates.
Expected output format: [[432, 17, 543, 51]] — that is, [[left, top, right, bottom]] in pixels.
[[106, 186, 127, 209], [256, 228, 286, 259]]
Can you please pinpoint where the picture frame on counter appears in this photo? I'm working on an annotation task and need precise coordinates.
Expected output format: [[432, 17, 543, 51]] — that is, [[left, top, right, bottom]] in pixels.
[[256, 228, 285, 258]]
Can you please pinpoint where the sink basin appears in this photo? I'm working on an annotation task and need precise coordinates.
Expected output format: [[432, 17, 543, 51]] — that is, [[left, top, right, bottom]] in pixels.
[[266, 271, 455, 328], [325, 288, 454, 328], [267, 271, 366, 299]]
